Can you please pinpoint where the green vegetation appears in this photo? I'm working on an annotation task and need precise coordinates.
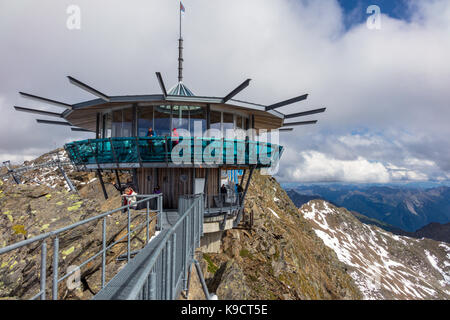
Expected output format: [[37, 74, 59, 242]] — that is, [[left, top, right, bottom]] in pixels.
[[203, 254, 219, 274]]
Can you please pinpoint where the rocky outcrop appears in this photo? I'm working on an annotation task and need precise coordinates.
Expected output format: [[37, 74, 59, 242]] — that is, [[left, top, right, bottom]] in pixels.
[[2, 150, 362, 300], [198, 171, 362, 300], [300, 200, 450, 299], [0, 151, 151, 300]]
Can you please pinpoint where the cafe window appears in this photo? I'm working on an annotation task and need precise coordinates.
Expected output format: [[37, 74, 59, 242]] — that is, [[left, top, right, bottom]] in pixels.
[[154, 106, 171, 136], [172, 106, 189, 135], [189, 107, 206, 136], [138, 106, 154, 137], [223, 112, 234, 138], [210, 111, 221, 134]]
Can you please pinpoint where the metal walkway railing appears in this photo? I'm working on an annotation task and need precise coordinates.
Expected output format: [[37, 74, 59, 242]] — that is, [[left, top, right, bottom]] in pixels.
[[93, 194, 206, 300], [0, 194, 163, 300]]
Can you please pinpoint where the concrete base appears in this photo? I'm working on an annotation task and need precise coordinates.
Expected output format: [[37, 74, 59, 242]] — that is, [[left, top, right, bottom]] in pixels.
[[199, 214, 236, 253], [199, 231, 223, 253]]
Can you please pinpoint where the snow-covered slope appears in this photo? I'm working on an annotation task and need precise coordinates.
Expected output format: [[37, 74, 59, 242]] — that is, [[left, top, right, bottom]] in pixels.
[[300, 200, 450, 300]]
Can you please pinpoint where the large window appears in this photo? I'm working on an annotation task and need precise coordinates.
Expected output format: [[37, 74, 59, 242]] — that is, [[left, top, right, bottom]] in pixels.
[[103, 113, 112, 138], [138, 106, 154, 137], [210, 111, 222, 137], [223, 112, 234, 138], [189, 108, 206, 136], [171, 107, 189, 135], [154, 106, 171, 136], [111, 107, 133, 137]]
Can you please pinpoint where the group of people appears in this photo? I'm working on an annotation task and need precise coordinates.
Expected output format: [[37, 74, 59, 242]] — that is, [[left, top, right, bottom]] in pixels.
[[114, 178, 162, 211], [220, 183, 244, 205], [146, 127, 179, 153]]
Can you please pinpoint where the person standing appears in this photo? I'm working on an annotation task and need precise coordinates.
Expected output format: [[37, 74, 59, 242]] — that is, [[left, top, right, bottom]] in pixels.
[[147, 127, 155, 154]]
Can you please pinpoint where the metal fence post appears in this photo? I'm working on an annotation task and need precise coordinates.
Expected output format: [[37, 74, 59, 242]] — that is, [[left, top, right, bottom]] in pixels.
[[52, 237, 59, 300], [146, 200, 150, 245], [127, 207, 131, 262], [171, 233, 176, 300], [102, 217, 107, 288], [40, 241, 47, 300], [183, 217, 189, 291], [149, 272, 156, 300], [165, 241, 171, 300]]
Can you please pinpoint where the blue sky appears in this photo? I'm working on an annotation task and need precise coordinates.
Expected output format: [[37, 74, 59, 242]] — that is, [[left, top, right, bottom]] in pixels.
[[337, 0, 411, 28]]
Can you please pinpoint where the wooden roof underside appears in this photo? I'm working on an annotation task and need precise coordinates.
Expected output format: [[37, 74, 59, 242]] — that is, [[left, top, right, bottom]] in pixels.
[[65, 101, 284, 132]]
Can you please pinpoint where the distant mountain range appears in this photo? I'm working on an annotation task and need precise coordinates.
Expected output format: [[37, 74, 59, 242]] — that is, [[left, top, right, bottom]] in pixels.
[[285, 185, 450, 234]]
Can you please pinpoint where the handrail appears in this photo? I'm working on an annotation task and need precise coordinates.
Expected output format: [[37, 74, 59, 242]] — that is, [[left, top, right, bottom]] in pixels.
[[0, 193, 163, 300], [64, 137, 283, 168], [94, 194, 204, 300]]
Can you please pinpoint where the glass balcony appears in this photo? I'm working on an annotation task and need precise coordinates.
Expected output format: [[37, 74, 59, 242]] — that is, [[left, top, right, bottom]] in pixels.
[[65, 137, 283, 168]]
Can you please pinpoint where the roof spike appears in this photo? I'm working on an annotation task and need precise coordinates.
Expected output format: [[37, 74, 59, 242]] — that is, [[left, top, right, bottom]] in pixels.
[[19, 92, 72, 109], [14, 106, 63, 118], [284, 108, 326, 119], [282, 120, 318, 127], [222, 79, 252, 103], [36, 119, 72, 126], [266, 94, 308, 111], [67, 76, 110, 102]]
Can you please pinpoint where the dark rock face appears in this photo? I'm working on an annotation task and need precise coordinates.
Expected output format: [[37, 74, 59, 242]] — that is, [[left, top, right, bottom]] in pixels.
[[214, 261, 250, 300], [413, 223, 450, 244]]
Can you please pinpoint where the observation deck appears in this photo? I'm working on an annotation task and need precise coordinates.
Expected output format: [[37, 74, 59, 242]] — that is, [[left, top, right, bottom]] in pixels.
[[65, 136, 284, 170]]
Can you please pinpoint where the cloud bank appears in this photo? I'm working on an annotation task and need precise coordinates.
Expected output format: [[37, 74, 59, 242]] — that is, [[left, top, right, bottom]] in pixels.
[[0, 0, 449, 183]]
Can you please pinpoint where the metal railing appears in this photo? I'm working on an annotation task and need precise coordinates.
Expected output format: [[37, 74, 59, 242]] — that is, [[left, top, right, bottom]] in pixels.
[[204, 191, 244, 216], [64, 137, 283, 168], [0, 193, 163, 300], [93, 194, 205, 300]]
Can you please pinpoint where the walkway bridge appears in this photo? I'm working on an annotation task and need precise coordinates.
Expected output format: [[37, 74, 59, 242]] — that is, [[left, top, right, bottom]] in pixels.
[[0, 193, 213, 300]]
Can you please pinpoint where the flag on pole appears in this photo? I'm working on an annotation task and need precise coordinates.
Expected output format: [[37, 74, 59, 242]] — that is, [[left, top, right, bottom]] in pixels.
[[180, 2, 186, 13]]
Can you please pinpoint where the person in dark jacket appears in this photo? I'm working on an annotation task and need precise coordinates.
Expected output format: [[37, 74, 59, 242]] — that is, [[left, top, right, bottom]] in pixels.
[[147, 127, 155, 153], [220, 184, 227, 204]]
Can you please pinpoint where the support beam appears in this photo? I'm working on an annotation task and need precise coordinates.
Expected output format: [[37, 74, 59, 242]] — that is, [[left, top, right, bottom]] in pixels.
[[156, 72, 168, 97], [71, 127, 94, 132], [115, 170, 122, 193], [96, 113, 101, 139], [37, 119, 72, 126], [222, 79, 251, 103], [14, 106, 63, 118], [284, 107, 326, 119], [279, 128, 294, 132], [265, 94, 308, 111], [282, 120, 318, 127], [67, 76, 110, 102], [57, 161, 77, 193], [19, 92, 72, 109], [96, 169, 109, 200]]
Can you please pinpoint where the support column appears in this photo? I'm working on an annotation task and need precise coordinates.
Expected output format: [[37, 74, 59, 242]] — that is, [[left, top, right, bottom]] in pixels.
[[96, 169, 108, 200]]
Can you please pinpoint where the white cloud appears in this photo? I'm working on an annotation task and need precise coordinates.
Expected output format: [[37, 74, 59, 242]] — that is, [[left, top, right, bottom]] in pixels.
[[287, 151, 391, 183], [0, 0, 449, 183]]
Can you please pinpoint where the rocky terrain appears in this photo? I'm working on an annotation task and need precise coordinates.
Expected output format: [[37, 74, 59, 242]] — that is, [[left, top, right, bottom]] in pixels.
[[5, 149, 447, 300], [194, 171, 362, 300], [1, 149, 363, 300], [0, 149, 154, 300], [300, 200, 450, 299]]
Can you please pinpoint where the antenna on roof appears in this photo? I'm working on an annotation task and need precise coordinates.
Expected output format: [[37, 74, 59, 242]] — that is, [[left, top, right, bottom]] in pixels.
[[178, 1, 186, 82]]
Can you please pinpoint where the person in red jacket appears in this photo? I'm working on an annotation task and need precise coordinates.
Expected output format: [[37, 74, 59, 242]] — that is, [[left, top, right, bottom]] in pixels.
[[172, 127, 179, 146]]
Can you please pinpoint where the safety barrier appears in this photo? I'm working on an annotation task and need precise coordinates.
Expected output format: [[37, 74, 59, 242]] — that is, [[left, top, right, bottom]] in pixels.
[[0, 194, 163, 300]]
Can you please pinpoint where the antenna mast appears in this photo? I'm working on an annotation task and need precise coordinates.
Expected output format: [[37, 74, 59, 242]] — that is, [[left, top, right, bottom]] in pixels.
[[178, 3, 184, 83]]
